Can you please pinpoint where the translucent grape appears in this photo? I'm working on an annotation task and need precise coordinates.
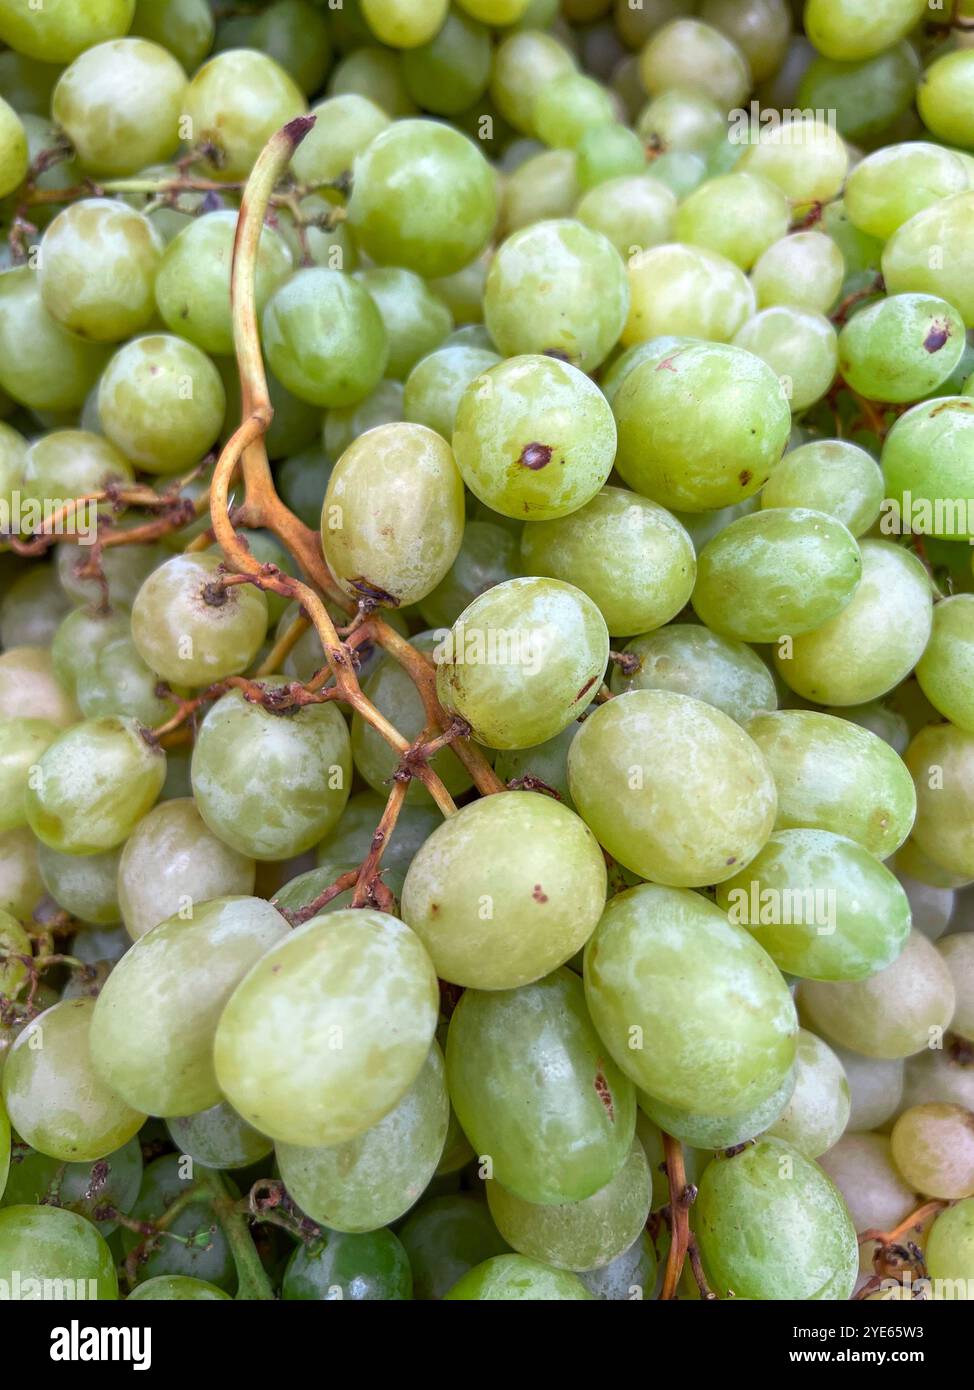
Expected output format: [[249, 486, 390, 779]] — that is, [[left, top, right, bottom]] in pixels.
[[398, 1194, 508, 1300], [797, 42, 920, 147], [533, 72, 616, 150], [0, 1205, 117, 1299], [249, 0, 331, 94], [575, 123, 646, 193], [700, 0, 790, 83], [446, 968, 635, 1203], [839, 294, 966, 404], [316, 791, 438, 877], [444, 1254, 593, 1300], [906, 722, 974, 880], [891, 1103, 974, 1200], [804, 0, 927, 62], [881, 398, 974, 542], [0, 718, 59, 832], [1, 1136, 142, 1238], [574, 173, 676, 260], [609, 624, 777, 724], [623, 244, 755, 347], [738, 118, 849, 207], [763, 1030, 849, 1159], [121, 1154, 233, 1289], [926, 1199, 974, 1291], [282, 1228, 412, 1301], [0, 97, 28, 199], [752, 231, 845, 314], [883, 193, 974, 326], [404, 345, 502, 446], [637, 1066, 795, 1152], [918, 49, 974, 149], [130, 0, 214, 72], [322, 378, 403, 458], [639, 18, 750, 107], [184, 48, 306, 180], [290, 93, 389, 184], [734, 307, 838, 413], [327, 46, 417, 117], [845, 144, 970, 243], [166, 1102, 273, 1172], [434, 576, 610, 749], [635, 88, 725, 154], [0, 268, 110, 414], [916, 595, 974, 733], [0, 827, 43, 922], [760, 440, 883, 537], [676, 174, 789, 272], [577, 1232, 657, 1300], [356, 267, 452, 380], [489, 29, 576, 135], [57, 542, 160, 612], [491, 720, 580, 806], [499, 149, 579, 235], [90, 896, 288, 1116]]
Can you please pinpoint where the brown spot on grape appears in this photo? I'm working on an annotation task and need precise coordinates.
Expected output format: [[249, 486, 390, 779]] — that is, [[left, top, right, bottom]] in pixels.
[[594, 1067, 615, 1122], [532, 884, 548, 903], [430, 902, 440, 915], [519, 443, 553, 471], [576, 675, 598, 702], [924, 320, 951, 353], [739, 470, 752, 486], [726, 856, 737, 866]]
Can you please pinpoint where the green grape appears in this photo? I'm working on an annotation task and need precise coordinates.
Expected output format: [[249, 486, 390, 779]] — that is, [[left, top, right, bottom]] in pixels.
[[491, 719, 580, 806], [533, 72, 616, 150], [277, 1041, 448, 1232], [575, 123, 646, 194], [0, 418, 25, 500], [623, 245, 756, 348], [1, 1137, 142, 1237], [348, 119, 497, 278], [262, 267, 388, 409], [90, 895, 288, 1116], [401, 790, 605, 989], [891, 1103, 974, 1200], [637, 1066, 796, 1151], [457, 0, 533, 20], [882, 398, 974, 541], [0, 0, 134, 61], [130, 551, 268, 686], [351, 632, 472, 806], [839, 294, 966, 404], [216, 528, 293, 625], [846, 144, 970, 244], [322, 378, 402, 458], [274, 859, 395, 918], [639, 18, 750, 107], [130, 0, 214, 72], [798, 929, 956, 1059], [356, 267, 453, 380], [56, 541, 160, 612], [643, 149, 709, 197], [0, 826, 43, 921], [797, 42, 920, 146], [98, 333, 226, 474], [0, 96, 27, 199], [760, 440, 883, 537], [774, 541, 933, 706], [574, 173, 676, 260], [700, 0, 790, 83], [805, 0, 927, 59], [733, 307, 838, 412], [500, 149, 580, 234], [192, 684, 351, 860], [578, 1231, 656, 1300], [429, 258, 489, 326], [0, 51, 62, 117], [21, 428, 133, 525], [939, 935, 974, 1042], [75, 635, 171, 726], [614, 0, 697, 48], [446, 969, 635, 1203], [635, 89, 726, 155], [401, 7, 491, 114], [290, 93, 389, 184], [121, 1154, 234, 1290], [360, 0, 447, 46], [883, 192, 974, 326], [322, 422, 464, 606], [274, 448, 331, 529], [0, 718, 59, 832], [25, 715, 165, 855], [117, 797, 255, 942], [520, 486, 695, 637], [485, 220, 627, 371], [0, 1204, 118, 1299], [214, 908, 438, 1147], [489, 29, 575, 136], [283, 1228, 412, 1301], [570, 690, 776, 886], [716, 828, 911, 981], [0, 567, 70, 649], [916, 595, 974, 732], [445, 1253, 593, 1300], [452, 355, 616, 521], [316, 791, 439, 877], [610, 624, 777, 724], [739, 117, 849, 207], [897, 836, 972, 891], [184, 48, 306, 180], [129, 1275, 230, 1301], [155, 211, 292, 357], [925, 1199, 974, 1293], [327, 46, 418, 117], [599, 334, 696, 405], [0, 268, 110, 413], [404, 345, 502, 441], [907, 722, 974, 879], [53, 38, 187, 178], [37, 842, 120, 927], [585, 883, 796, 1113], [918, 49, 974, 149], [434, 577, 609, 749], [166, 1102, 272, 1171], [250, 0, 332, 94], [613, 342, 790, 512], [691, 508, 861, 643], [486, 1140, 650, 1272], [399, 1194, 510, 1300], [37, 199, 162, 344], [219, 357, 321, 462], [747, 709, 915, 857], [0, 909, 30, 1000], [3, 998, 144, 1162], [752, 231, 845, 314], [695, 1139, 858, 1300], [676, 174, 789, 272]]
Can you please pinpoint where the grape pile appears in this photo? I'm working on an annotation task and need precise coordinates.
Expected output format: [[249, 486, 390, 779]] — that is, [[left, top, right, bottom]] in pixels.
[[0, 0, 973, 1309]]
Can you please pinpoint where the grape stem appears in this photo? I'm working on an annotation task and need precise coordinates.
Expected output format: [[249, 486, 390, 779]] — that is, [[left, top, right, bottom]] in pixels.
[[196, 1169, 275, 1301], [858, 1199, 948, 1248], [660, 1132, 717, 1300]]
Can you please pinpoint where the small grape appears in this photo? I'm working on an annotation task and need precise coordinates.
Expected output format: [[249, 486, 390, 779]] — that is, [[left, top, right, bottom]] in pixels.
[[0, 269, 111, 414], [760, 439, 883, 537], [733, 306, 838, 413], [290, 93, 389, 184], [639, 19, 751, 108], [609, 624, 777, 724], [490, 29, 576, 136], [752, 231, 845, 314], [444, 1254, 593, 1300], [0, 1205, 117, 1300], [891, 1103, 974, 1200], [926, 1200, 974, 1290], [166, 1101, 273, 1172], [574, 173, 676, 260], [184, 48, 306, 180]]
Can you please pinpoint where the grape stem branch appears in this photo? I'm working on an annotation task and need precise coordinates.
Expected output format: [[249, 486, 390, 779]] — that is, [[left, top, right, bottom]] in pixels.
[[660, 1132, 716, 1300]]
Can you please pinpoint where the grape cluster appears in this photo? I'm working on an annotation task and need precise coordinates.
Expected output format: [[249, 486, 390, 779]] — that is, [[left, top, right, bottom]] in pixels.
[[0, 0, 973, 1308]]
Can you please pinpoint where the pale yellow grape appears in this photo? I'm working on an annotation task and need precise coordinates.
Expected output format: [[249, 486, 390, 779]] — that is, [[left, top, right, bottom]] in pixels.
[[891, 1103, 974, 1200], [897, 837, 973, 892], [774, 540, 933, 706], [322, 423, 464, 607], [764, 1030, 850, 1159], [805, 0, 928, 63], [568, 690, 777, 887], [901, 1046, 974, 1119], [906, 722, 974, 880], [435, 577, 609, 750], [733, 307, 838, 413], [760, 440, 884, 538], [184, 48, 307, 181], [882, 192, 974, 326], [635, 88, 726, 154], [798, 930, 956, 1059], [0, 96, 27, 199], [0, 648, 79, 728], [117, 798, 256, 942], [575, 174, 677, 260], [276, 1043, 449, 1233], [0, 718, 60, 833], [401, 791, 606, 990], [0, 827, 43, 922], [638, 18, 751, 108], [926, 1200, 974, 1293], [89, 896, 289, 1116], [739, 118, 849, 206], [623, 243, 755, 346], [2, 998, 144, 1163], [584, 883, 797, 1114], [609, 624, 777, 725], [752, 232, 845, 314], [746, 709, 916, 859], [916, 595, 974, 733], [845, 143, 971, 242], [675, 173, 789, 271], [486, 1141, 651, 1272], [489, 29, 576, 136], [361, 0, 448, 48], [938, 936, 974, 1042], [214, 910, 438, 1147]]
